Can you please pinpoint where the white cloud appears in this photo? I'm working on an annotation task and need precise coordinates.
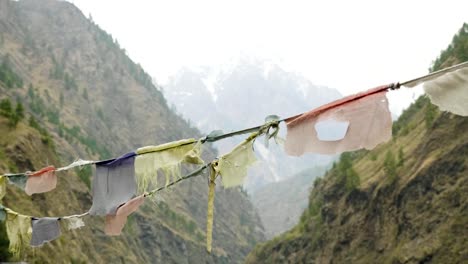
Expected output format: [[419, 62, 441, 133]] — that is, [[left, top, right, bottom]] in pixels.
[[72, 0, 467, 114]]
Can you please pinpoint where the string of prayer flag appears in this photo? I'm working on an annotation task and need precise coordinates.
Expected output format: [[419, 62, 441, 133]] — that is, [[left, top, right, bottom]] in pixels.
[[0, 61, 466, 257]]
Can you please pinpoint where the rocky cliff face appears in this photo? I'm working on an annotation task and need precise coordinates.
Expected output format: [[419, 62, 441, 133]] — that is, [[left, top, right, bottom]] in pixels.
[[245, 24, 468, 264], [0, 0, 264, 262]]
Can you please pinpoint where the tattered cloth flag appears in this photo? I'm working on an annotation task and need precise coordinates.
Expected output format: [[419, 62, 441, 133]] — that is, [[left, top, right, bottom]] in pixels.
[[30, 217, 61, 247], [6, 173, 27, 190], [62, 215, 86, 230], [285, 85, 393, 156], [217, 132, 259, 188], [5, 208, 32, 258], [134, 138, 204, 192], [89, 152, 137, 216], [25, 166, 57, 195], [403, 61, 468, 116], [105, 195, 145, 236], [206, 162, 218, 253]]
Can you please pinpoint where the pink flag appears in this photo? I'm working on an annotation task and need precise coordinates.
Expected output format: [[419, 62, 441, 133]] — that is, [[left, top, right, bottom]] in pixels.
[[104, 195, 145, 236], [24, 166, 57, 195], [285, 85, 392, 156]]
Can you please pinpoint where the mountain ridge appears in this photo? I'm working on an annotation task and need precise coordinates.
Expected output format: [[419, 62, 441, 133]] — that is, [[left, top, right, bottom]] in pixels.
[[0, 0, 264, 262]]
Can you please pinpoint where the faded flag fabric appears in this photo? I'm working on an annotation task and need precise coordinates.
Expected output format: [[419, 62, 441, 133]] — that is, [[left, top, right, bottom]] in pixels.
[[6, 173, 27, 190], [104, 195, 145, 236], [89, 152, 137, 216], [62, 215, 85, 230], [217, 132, 258, 188], [5, 208, 32, 258], [135, 139, 204, 192], [25, 166, 57, 195], [423, 65, 468, 116], [285, 86, 393, 156], [30, 217, 61, 247], [206, 163, 218, 253], [402, 62, 468, 116], [56, 159, 95, 172]]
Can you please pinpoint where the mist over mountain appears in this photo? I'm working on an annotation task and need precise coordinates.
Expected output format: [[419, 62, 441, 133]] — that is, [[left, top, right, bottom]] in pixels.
[[164, 59, 341, 192], [163, 59, 342, 237]]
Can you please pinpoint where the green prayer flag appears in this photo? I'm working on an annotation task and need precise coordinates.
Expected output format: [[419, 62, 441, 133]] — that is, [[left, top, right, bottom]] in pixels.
[[6, 174, 27, 190]]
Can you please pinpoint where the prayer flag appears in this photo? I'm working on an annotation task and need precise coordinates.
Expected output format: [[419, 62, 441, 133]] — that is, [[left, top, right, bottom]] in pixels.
[[285, 86, 392, 156]]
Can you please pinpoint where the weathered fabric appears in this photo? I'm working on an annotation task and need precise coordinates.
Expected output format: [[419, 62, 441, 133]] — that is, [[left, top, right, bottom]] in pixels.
[[423, 66, 468, 116], [135, 139, 204, 192], [5, 208, 32, 258], [206, 163, 218, 253], [56, 159, 95, 172], [62, 216, 85, 230], [403, 61, 468, 88], [25, 166, 57, 195], [0, 176, 6, 201], [6, 173, 27, 190], [104, 195, 145, 236], [217, 133, 258, 188], [89, 152, 137, 216], [285, 86, 392, 156], [30, 217, 61, 247]]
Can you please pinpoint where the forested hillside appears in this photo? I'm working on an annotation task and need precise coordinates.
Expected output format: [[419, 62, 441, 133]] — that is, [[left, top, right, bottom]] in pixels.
[[0, 0, 264, 262], [246, 23, 468, 264]]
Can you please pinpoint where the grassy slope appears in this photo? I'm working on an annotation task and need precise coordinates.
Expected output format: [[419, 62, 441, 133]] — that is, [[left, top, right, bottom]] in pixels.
[[245, 23, 468, 264]]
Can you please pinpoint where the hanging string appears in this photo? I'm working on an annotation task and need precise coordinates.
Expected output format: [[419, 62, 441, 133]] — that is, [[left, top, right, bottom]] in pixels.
[[1, 61, 467, 177]]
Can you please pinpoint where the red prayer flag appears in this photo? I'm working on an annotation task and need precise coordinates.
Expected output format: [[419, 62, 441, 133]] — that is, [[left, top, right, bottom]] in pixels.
[[285, 85, 393, 156]]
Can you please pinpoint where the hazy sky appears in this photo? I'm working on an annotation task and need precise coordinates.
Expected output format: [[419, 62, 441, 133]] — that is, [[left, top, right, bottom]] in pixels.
[[72, 0, 467, 114]]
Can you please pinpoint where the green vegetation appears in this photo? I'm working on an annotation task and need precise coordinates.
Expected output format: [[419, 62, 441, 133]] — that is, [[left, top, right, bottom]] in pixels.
[[64, 72, 78, 90], [0, 55, 23, 89], [431, 23, 468, 72], [0, 98, 25, 127], [335, 152, 361, 191], [28, 116, 54, 146], [0, 222, 11, 261], [398, 147, 404, 167], [82, 88, 88, 100], [383, 150, 398, 182], [425, 102, 438, 128], [75, 166, 92, 189], [60, 124, 110, 158], [392, 96, 430, 136], [157, 201, 205, 242]]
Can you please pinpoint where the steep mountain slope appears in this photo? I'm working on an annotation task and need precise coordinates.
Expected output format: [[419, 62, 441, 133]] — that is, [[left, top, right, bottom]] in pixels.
[[250, 166, 328, 239], [246, 24, 468, 264], [0, 0, 264, 262]]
